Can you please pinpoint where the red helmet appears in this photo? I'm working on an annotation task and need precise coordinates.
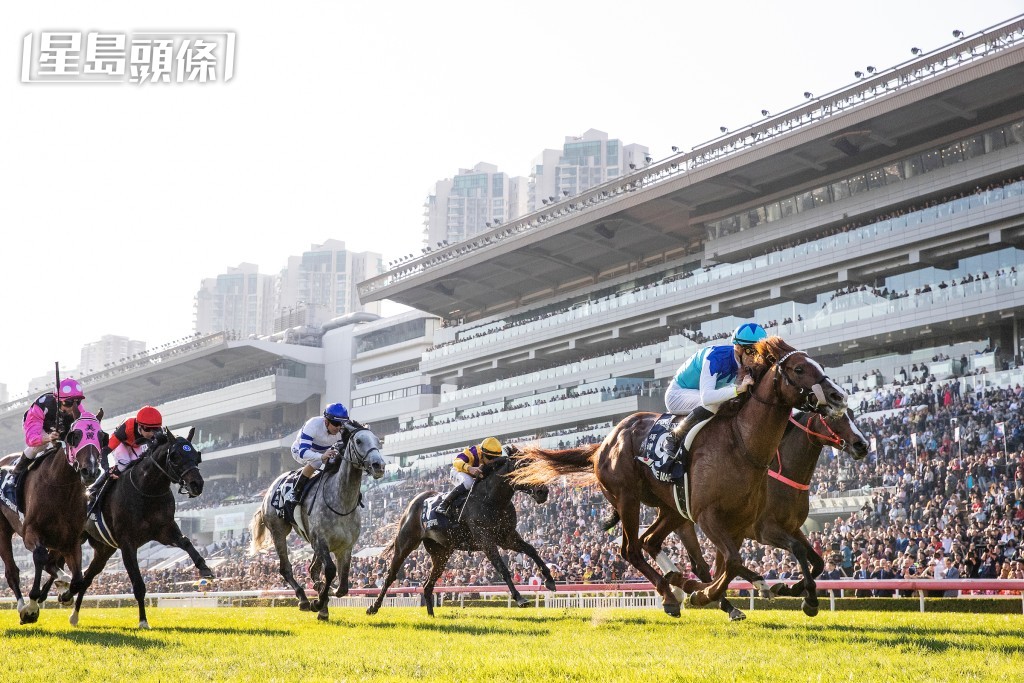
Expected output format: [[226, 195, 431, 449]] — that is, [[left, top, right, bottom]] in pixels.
[[136, 405, 162, 430]]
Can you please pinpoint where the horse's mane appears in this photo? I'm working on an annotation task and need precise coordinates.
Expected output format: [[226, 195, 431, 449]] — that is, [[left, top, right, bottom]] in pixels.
[[754, 335, 797, 365]]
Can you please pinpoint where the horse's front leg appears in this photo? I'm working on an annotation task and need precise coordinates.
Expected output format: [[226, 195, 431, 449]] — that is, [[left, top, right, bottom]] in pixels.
[[167, 528, 214, 579], [120, 545, 150, 629], [21, 542, 49, 624], [688, 519, 759, 610], [789, 530, 824, 617], [0, 529, 25, 615], [310, 540, 336, 621], [270, 528, 308, 610], [502, 532, 556, 592], [335, 547, 352, 598], [482, 542, 527, 607], [615, 498, 679, 616], [675, 524, 745, 621]]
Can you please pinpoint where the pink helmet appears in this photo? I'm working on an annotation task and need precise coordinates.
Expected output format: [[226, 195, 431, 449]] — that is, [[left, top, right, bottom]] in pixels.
[[57, 377, 85, 400]]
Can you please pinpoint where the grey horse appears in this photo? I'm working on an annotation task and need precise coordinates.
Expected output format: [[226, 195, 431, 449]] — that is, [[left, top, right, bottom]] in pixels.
[[249, 422, 386, 621]]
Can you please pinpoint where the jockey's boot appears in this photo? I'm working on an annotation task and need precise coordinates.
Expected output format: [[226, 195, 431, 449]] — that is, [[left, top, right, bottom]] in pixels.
[[1, 455, 31, 502], [435, 486, 465, 518], [283, 473, 311, 519], [86, 469, 110, 518], [664, 406, 714, 465]]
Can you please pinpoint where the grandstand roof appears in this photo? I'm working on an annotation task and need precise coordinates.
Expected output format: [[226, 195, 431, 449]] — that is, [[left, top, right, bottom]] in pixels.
[[360, 27, 1024, 321]]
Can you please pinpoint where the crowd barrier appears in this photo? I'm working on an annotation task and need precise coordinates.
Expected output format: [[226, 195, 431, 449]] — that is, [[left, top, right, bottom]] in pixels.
[[3, 580, 1023, 614]]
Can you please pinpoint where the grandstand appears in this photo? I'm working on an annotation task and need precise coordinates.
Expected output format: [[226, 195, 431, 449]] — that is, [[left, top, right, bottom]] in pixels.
[[2, 16, 1024, 595]]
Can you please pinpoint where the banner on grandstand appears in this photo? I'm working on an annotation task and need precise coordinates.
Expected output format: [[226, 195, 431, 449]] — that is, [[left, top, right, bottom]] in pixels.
[[994, 422, 1005, 438], [954, 426, 960, 443], [911, 433, 918, 449], [869, 436, 877, 453]]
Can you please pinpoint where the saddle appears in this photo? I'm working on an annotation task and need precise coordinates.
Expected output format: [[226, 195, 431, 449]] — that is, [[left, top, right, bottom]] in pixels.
[[638, 413, 714, 484]]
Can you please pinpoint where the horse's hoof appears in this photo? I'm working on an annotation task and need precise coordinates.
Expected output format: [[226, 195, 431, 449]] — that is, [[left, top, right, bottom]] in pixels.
[[801, 600, 819, 618], [515, 597, 530, 608], [335, 588, 347, 598], [69, 611, 79, 627], [544, 579, 557, 592], [58, 593, 73, 607], [317, 612, 329, 622], [298, 601, 311, 612], [663, 602, 681, 618], [769, 583, 788, 597], [200, 569, 215, 580], [759, 588, 773, 599], [366, 606, 378, 616], [309, 599, 321, 612], [138, 620, 150, 630], [729, 608, 747, 622], [53, 579, 70, 591]]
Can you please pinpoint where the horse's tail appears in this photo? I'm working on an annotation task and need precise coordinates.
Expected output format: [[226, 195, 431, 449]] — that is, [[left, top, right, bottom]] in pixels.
[[248, 507, 272, 556], [601, 508, 621, 532], [509, 444, 600, 487]]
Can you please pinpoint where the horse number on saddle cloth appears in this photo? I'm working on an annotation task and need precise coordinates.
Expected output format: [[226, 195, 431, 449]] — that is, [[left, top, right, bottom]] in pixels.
[[421, 493, 454, 531], [271, 470, 304, 513]]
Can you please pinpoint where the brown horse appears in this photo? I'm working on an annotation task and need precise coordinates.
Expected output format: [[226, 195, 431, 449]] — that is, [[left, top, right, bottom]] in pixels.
[[0, 411, 103, 624], [512, 336, 848, 616], [623, 408, 869, 621]]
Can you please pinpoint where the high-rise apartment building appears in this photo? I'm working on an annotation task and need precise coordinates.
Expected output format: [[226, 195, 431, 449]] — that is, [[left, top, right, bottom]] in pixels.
[[423, 163, 528, 248], [79, 335, 147, 375], [528, 129, 648, 212], [277, 240, 383, 331], [194, 263, 277, 338]]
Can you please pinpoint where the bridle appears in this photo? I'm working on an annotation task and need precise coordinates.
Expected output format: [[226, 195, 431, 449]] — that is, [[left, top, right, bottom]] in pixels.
[[317, 425, 383, 516], [131, 437, 202, 497], [768, 349, 844, 414]]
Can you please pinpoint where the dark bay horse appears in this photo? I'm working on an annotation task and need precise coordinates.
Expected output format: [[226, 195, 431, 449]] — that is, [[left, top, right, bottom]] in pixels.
[[366, 450, 556, 617], [512, 336, 848, 617], [0, 411, 103, 624], [249, 422, 386, 621], [56, 426, 207, 629], [620, 408, 869, 621]]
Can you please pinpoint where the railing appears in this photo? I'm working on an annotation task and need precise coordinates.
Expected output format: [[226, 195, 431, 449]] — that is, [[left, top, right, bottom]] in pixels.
[[6, 580, 1022, 614]]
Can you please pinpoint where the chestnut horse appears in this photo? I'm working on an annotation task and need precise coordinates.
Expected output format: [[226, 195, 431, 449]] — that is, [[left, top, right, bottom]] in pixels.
[[366, 449, 556, 617], [58, 427, 207, 629], [618, 408, 869, 621], [512, 336, 848, 617], [0, 411, 103, 624]]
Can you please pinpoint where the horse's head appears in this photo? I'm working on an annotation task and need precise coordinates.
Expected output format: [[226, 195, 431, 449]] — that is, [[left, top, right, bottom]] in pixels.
[[755, 337, 847, 416], [154, 427, 204, 497], [64, 410, 103, 485], [504, 445, 549, 503], [343, 422, 386, 480], [809, 408, 870, 461]]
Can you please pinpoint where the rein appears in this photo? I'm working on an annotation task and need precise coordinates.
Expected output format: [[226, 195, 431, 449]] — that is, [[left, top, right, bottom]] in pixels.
[[313, 428, 378, 517], [769, 415, 843, 491], [128, 442, 199, 498]]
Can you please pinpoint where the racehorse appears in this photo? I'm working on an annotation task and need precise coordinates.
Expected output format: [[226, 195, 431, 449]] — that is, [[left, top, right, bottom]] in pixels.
[[366, 448, 556, 617], [511, 336, 848, 616], [0, 410, 103, 624], [57, 426, 207, 629], [615, 408, 869, 621], [249, 421, 386, 621]]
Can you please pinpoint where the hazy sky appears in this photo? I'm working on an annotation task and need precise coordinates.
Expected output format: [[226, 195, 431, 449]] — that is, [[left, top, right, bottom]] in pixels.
[[2, 1, 1020, 397]]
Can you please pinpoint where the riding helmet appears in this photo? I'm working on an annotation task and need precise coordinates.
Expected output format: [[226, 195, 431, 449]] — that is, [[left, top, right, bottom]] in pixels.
[[732, 322, 767, 346], [57, 377, 85, 400], [324, 402, 349, 423], [480, 436, 502, 456], [136, 405, 163, 430]]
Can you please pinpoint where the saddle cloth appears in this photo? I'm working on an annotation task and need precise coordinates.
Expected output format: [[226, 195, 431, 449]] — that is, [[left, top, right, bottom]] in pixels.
[[421, 492, 458, 531], [270, 470, 304, 514], [638, 414, 683, 482]]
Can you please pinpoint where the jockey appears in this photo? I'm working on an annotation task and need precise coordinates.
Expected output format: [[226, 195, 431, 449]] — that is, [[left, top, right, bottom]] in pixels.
[[284, 403, 353, 516], [663, 323, 767, 463], [1, 377, 85, 502], [436, 437, 503, 518], [86, 405, 163, 515]]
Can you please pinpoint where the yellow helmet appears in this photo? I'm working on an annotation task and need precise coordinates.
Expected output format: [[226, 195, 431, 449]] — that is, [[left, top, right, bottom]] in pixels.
[[480, 437, 502, 456]]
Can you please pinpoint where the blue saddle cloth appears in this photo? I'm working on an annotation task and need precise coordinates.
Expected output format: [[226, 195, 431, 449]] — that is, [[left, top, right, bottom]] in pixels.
[[638, 413, 684, 483]]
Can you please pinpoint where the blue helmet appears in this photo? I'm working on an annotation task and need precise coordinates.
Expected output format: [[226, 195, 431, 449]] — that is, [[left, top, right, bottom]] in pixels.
[[323, 402, 349, 423], [732, 322, 767, 346]]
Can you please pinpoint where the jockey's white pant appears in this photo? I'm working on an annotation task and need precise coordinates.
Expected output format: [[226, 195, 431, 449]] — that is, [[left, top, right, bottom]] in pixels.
[[451, 469, 475, 490], [291, 448, 326, 471], [664, 385, 722, 416], [22, 444, 47, 460]]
